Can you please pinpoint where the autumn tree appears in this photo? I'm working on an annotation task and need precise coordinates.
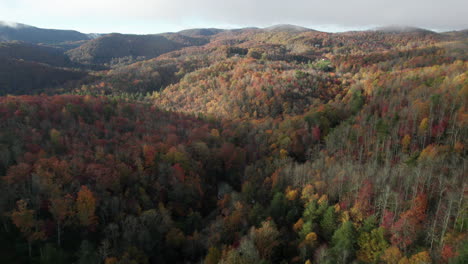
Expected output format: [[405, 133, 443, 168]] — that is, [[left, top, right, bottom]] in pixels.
[[380, 246, 403, 264], [249, 220, 280, 260], [391, 194, 427, 250], [11, 199, 45, 257], [205, 247, 222, 264], [356, 227, 389, 263], [49, 194, 75, 247], [76, 186, 97, 228]]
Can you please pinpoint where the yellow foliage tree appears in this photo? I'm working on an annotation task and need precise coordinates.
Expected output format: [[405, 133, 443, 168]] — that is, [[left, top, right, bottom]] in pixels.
[[210, 129, 220, 137], [293, 218, 304, 232], [104, 257, 118, 264], [398, 257, 410, 264], [286, 187, 299, 201], [418, 144, 438, 162], [305, 232, 318, 247], [380, 246, 403, 264], [408, 251, 431, 264], [280, 149, 288, 159], [317, 194, 328, 205], [402, 134, 411, 153], [301, 184, 316, 203], [357, 227, 389, 263], [418, 118, 428, 135]]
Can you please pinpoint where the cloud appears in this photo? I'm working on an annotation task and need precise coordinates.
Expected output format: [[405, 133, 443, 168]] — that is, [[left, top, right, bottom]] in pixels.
[[0, 21, 23, 28], [1, 0, 467, 33]]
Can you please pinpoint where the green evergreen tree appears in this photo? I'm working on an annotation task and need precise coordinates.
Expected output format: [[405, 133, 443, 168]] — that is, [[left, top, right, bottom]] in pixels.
[[269, 192, 288, 224], [330, 221, 357, 264], [320, 206, 337, 240]]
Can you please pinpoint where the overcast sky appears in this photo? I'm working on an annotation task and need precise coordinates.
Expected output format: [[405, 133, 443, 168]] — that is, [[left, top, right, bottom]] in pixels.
[[1, 0, 467, 34]]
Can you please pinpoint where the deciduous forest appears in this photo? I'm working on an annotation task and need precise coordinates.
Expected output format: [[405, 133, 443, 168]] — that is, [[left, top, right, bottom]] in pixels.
[[0, 23, 466, 263]]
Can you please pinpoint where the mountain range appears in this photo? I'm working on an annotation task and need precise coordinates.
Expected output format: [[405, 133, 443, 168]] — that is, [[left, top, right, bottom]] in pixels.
[[0, 21, 466, 95], [0, 20, 466, 264], [0, 21, 96, 44]]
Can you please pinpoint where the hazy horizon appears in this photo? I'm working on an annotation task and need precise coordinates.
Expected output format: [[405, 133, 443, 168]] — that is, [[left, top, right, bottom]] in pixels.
[[1, 20, 466, 35], [1, 0, 467, 34]]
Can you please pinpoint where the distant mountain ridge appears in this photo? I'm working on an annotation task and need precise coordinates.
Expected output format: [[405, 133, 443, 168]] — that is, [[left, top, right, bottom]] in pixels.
[[0, 21, 92, 44], [66, 33, 209, 65], [4, 21, 462, 44], [1, 21, 466, 96], [264, 24, 316, 32], [178, 28, 225, 37]]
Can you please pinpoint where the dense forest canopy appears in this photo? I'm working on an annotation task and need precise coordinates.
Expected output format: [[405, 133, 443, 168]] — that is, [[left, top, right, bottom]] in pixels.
[[0, 22, 466, 264]]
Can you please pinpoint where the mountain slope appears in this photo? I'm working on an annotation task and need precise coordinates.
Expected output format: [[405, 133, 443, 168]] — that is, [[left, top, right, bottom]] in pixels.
[[265, 24, 315, 33], [66, 33, 209, 65], [178, 28, 225, 37], [0, 41, 74, 67], [0, 21, 90, 44], [0, 58, 87, 95], [0, 22, 466, 264]]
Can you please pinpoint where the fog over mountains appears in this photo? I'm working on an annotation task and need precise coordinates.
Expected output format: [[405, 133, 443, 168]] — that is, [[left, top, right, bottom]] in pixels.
[[0, 21, 95, 44], [1, 21, 463, 45]]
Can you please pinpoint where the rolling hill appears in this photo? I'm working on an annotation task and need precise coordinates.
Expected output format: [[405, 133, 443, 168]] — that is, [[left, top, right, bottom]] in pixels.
[[0, 21, 466, 264], [0, 21, 92, 44], [66, 33, 209, 65], [0, 41, 89, 95], [0, 41, 74, 67], [0, 58, 87, 95]]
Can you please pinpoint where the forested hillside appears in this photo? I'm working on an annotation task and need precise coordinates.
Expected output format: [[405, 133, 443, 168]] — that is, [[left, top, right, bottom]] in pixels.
[[0, 24, 466, 264], [0, 42, 74, 67], [0, 22, 91, 44], [66, 33, 209, 65]]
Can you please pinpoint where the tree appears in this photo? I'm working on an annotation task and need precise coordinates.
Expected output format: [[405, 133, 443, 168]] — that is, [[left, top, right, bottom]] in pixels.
[[356, 227, 389, 263], [418, 118, 429, 136], [299, 231, 319, 261], [220, 238, 261, 264], [391, 194, 427, 250], [380, 246, 403, 264], [205, 247, 222, 264], [49, 195, 74, 247], [249, 220, 280, 260], [320, 206, 338, 240], [407, 251, 431, 264], [49, 128, 64, 153], [349, 90, 365, 113], [76, 240, 99, 264], [401, 134, 411, 153], [39, 243, 68, 264], [11, 199, 45, 257], [330, 221, 357, 264], [351, 181, 374, 223], [76, 186, 97, 228], [303, 199, 326, 224], [269, 192, 288, 224], [165, 227, 185, 248], [118, 247, 149, 264], [450, 240, 468, 264]]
